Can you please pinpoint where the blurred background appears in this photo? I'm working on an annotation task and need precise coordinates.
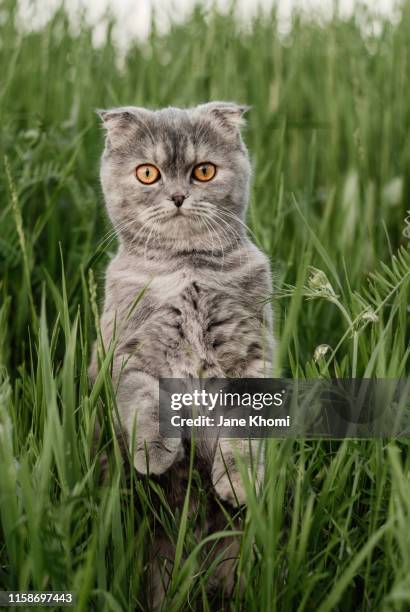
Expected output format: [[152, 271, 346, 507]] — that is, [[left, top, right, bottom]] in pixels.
[[16, 0, 402, 44]]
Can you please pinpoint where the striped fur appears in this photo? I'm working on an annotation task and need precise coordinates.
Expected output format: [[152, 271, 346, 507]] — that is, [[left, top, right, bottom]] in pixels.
[[90, 103, 274, 607]]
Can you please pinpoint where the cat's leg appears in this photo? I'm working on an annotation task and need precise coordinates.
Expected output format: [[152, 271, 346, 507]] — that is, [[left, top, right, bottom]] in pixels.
[[212, 358, 270, 506], [207, 532, 243, 598], [212, 438, 263, 506], [148, 536, 174, 612], [117, 370, 183, 475]]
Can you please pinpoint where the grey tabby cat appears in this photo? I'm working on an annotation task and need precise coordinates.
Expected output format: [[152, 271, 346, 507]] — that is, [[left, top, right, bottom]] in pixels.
[[90, 102, 274, 608]]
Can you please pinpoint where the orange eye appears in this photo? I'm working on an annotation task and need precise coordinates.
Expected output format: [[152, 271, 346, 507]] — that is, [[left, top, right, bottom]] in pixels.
[[135, 164, 160, 184], [192, 162, 216, 182]]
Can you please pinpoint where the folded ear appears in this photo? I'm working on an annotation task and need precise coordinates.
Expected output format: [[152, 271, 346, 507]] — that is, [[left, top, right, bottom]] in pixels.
[[97, 106, 138, 125], [96, 106, 148, 146], [195, 102, 251, 130]]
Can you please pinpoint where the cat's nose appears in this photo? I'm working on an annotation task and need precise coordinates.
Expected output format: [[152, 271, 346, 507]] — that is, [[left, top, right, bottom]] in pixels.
[[171, 194, 186, 208]]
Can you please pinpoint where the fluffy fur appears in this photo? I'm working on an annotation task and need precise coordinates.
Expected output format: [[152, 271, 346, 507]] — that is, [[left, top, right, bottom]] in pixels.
[[90, 102, 274, 608]]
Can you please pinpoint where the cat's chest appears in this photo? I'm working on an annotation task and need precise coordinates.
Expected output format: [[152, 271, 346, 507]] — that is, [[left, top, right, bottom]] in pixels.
[[151, 269, 234, 344], [151, 268, 217, 306], [151, 268, 195, 301], [128, 268, 256, 377]]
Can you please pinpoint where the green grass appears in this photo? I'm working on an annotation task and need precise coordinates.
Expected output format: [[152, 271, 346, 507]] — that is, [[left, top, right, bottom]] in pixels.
[[0, 0, 409, 609]]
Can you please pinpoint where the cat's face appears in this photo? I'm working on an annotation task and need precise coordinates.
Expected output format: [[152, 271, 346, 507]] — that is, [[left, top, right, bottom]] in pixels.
[[99, 103, 251, 250]]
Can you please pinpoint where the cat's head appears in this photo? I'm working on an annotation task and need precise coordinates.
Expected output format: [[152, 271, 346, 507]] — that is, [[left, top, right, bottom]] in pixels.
[[98, 102, 251, 251]]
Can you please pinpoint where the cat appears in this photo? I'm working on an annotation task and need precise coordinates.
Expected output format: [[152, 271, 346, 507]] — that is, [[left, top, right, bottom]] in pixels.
[[89, 102, 274, 609]]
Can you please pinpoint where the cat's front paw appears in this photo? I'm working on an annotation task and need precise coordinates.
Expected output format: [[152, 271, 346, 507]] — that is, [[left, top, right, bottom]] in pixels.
[[213, 470, 248, 507], [213, 462, 264, 507], [134, 436, 184, 475]]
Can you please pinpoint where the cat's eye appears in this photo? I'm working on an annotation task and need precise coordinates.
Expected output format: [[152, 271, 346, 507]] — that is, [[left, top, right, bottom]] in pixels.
[[192, 162, 216, 182], [135, 164, 161, 185]]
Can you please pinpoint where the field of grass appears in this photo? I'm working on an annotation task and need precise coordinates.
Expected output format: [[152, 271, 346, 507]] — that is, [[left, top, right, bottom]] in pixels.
[[0, 0, 409, 609]]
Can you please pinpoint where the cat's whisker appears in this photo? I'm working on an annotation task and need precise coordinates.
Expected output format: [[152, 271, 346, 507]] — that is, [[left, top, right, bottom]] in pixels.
[[143, 204, 165, 219], [200, 214, 226, 269], [208, 211, 252, 269], [199, 208, 242, 246], [202, 213, 233, 271], [196, 214, 215, 255], [209, 212, 248, 270], [194, 202, 243, 238], [195, 214, 217, 258], [211, 205, 261, 265], [197, 211, 232, 258], [216, 207, 261, 246], [196, 207, 248, 269], [136, 210, 179, 257], [100, 219, 136, 243], [97, 219, 139, 251], [143, 220, 159, 264], [130, 219, 155, 252]]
